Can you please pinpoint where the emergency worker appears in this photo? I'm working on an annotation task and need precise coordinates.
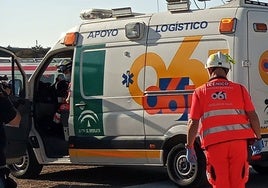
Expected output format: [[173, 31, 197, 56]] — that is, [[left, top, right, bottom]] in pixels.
[[53, 59, 72, 127], [186, 52, 263, 188], [0, 81, 21, 187]]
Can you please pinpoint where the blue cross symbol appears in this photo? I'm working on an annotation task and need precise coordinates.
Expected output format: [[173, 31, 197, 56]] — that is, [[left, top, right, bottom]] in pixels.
[[122, 71, 134, 87]]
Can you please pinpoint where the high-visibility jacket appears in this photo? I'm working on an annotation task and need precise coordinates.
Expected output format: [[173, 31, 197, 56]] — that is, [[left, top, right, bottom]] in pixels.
[[190, 78, 256, 148]]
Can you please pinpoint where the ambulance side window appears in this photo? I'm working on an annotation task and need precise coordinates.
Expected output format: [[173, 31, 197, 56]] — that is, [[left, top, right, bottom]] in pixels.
[[81, 50, 105, 96], [0, 58, 25, 97], [13, 65, 25, 97], [35, 58, 59, 103]]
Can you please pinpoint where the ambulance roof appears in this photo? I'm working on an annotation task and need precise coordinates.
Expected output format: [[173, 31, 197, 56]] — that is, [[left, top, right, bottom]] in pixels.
[[51, 0, 268, 50]]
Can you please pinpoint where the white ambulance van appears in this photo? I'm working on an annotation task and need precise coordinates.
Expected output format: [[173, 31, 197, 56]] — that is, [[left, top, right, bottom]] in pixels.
[[2, 0, 268, 187]]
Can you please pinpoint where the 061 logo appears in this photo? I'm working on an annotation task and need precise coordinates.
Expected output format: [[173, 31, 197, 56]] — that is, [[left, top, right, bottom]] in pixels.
[[211, 91, 227, 100]]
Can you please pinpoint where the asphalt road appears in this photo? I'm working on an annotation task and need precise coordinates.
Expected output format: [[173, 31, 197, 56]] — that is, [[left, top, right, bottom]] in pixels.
[[14, 165, 268, 188], [127, 168, 268, 188]]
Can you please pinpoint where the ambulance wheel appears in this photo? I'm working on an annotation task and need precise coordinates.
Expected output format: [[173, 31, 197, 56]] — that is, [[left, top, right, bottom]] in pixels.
[[167, 144, 207, 188], [251, 164, 268, 174], [9, 145, 43, 179]]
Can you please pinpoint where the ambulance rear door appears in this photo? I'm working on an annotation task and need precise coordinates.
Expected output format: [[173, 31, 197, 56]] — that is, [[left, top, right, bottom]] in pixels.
[[247, 10, 268, 152]]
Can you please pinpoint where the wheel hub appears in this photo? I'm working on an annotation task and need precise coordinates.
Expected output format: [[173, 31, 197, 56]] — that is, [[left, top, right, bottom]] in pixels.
[[176, 155, 197, 178]]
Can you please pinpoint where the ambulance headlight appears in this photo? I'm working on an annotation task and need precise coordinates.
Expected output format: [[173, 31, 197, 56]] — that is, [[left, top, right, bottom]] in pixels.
[[125, 22, 145, 40]]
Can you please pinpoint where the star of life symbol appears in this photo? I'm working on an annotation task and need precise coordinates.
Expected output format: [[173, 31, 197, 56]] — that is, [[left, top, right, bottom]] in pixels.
[[122, 70, 134, 87]]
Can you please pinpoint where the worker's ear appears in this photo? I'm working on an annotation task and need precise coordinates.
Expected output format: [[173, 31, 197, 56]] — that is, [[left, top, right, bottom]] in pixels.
[[223, 68, 229, 75], [207, 68, 213, 74]]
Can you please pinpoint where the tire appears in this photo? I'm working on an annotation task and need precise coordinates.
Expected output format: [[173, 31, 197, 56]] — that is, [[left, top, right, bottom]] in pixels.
[[8, 145, 43, 179], [251, 164, 268, 174], [167, 144, 208, 188]]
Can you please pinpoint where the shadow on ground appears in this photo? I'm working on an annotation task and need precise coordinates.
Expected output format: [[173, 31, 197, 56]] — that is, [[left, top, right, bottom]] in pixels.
[[36, 166, 169, 187]]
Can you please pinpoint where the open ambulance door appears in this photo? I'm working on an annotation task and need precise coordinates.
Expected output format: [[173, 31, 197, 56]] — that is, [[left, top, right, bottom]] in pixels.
[[0, 47, 31, 164]]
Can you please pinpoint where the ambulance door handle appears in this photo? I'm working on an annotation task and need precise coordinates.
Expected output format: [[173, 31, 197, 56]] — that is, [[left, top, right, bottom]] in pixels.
[[75, 103, 86, 107]]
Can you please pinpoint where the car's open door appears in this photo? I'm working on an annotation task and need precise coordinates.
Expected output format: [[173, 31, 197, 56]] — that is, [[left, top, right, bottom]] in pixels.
[[0, 47, 31, 164]]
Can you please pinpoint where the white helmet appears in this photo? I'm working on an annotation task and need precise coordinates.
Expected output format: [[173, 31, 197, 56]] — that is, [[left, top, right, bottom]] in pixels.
[[57, 59, 72, 73], [205, 51, 232, 69]]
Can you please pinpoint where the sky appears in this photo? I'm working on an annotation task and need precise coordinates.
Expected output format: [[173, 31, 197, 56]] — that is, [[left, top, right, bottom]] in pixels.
[[0, 0, 249, 48]]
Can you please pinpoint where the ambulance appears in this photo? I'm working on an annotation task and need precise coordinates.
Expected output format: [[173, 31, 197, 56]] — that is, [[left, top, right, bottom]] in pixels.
[[1, 0, 268, 187]]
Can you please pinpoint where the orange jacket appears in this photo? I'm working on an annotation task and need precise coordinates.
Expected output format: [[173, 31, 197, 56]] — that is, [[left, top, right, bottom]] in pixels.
[[190, 78, 255, 148]]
